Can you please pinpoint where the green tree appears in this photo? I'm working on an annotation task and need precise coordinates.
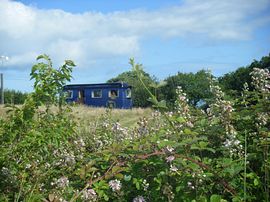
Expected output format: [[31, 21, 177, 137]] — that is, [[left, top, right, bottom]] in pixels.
[[3, 89, 28, 104], [219, 53, 270, 94], [30, 54, 75, 111], [161, 70, 212, 107]]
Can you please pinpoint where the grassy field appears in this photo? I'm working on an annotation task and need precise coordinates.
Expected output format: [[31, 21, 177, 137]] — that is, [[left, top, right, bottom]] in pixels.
[[0, 105, 152, 128], [71, 105, 152, 128]]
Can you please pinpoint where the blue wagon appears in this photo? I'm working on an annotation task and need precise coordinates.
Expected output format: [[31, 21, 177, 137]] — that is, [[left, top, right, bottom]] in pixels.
[[63, 82, 132, 109]]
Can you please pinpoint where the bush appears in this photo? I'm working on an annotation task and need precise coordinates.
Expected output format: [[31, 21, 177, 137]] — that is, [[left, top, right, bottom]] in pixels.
[[0, 56, 269, 202]]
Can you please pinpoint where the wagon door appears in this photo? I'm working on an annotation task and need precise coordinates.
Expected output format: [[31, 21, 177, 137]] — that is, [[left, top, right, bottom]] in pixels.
[[78, 89, 85, 104]]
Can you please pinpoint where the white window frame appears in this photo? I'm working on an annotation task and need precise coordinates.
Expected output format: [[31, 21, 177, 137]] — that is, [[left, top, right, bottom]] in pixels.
[[126, 88, 131, 98], [108, 90, 119, 98], [91, 90, 102, 98], [66, 90, 73, 98]]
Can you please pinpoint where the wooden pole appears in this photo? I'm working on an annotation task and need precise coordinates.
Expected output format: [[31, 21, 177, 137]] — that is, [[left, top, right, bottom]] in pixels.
[[0, 73, 3, 104]]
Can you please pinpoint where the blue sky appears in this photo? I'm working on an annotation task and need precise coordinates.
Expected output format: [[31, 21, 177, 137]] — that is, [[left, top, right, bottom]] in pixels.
[[0, 0, 270, 92]]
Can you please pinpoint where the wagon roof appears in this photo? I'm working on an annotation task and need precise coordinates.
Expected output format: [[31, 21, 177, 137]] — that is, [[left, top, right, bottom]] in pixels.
[[64, 82, 131, 89]]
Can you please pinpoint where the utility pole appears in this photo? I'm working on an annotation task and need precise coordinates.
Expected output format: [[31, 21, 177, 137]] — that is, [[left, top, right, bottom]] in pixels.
[[0, 55, 9, 105], [0, 73, 3, 104]]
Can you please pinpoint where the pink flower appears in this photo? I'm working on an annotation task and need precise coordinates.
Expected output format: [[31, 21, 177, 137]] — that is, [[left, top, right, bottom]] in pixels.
[[166, 155, 175, 163]]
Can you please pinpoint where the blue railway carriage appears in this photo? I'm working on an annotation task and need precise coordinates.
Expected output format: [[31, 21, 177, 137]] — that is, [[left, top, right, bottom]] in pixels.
[[63, 82, 132, 109]]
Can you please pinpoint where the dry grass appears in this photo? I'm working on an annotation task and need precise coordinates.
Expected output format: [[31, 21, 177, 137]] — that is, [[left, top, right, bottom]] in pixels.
[[71, 105, 152, 127], [0, 105, 152, 128]]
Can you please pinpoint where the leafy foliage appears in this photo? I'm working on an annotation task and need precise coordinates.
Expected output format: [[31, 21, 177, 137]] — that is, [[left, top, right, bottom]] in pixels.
[[219, 53, 270, 95], [3, 89, 28, 104], [0, 55, 269, 202], [161, 70, 213, 107]]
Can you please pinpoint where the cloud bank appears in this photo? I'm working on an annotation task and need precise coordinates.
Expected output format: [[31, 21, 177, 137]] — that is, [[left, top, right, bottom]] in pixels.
[[0, 0, 269, 69]]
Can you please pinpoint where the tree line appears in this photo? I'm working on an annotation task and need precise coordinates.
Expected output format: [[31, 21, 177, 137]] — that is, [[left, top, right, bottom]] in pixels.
[[1, 89, 28, 105], [2, 53, 269, 106], [108, 53, 270, 108]]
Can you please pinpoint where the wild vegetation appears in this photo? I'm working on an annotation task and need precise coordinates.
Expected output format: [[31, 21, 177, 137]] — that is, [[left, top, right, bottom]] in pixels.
[[0, 54, 269, 201], [0, 89, 28, 105]]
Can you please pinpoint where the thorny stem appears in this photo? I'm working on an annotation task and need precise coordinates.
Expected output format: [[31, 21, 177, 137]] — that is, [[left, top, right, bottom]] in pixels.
[[70, 161, 119, 202], [244, 130, 247, 202], [264, 143, 269, 202], [132, 61, 177, 131], [82, 150, 237, 197]]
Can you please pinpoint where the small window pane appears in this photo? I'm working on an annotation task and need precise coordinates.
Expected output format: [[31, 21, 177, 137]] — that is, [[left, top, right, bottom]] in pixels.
[[65, 90, 73, 98], [92, 90, 102, 98], [109, 90, 119, 98], [126, 89, 131, 98]]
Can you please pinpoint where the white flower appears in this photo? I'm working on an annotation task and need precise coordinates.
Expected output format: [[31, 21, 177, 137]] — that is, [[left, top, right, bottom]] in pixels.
[[133, 195, 146, 202], [81, 188, 97, 201], [187, 182, 195, 189], [25, 164, 31, 169], [55, 176, 69, 188], [142, 179, 149, 191], [166, 146, 174, 153], [170, 165, 178, 172], [166, 155, 175, 163], [109, 179, 122, 192]]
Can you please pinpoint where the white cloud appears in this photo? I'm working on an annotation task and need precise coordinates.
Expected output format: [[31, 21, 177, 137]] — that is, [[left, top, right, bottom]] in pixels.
[[0, 0, 269, 69]]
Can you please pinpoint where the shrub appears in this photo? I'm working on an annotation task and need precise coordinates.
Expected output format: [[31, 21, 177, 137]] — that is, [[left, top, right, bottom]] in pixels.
[[0, 56, 269, 202]]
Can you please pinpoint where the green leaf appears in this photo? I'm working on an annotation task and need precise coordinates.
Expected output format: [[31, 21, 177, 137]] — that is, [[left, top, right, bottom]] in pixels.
[[176, 186, 181, 192], [254, 178, 259, 186], [176, 117, 185, 123], [112, 166, 121, 173], [183, 128, 192, 135], [124, 175, 131, 181], [65, 60, 76, 67], [210, 194, 221, 202]]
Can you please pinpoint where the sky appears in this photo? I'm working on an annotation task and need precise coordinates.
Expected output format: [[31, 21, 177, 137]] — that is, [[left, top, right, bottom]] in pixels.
[[0, 0, 270, 92]]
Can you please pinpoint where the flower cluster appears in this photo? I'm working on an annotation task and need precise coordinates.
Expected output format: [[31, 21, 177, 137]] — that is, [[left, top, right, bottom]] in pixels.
[[174, 86, 193, 128], [81, 188, 97, 201], [51, 176, 69, 189], [136, 117, 149, 137], [208, 79, 236, 135], [111, 121, 130, 141], [256, 112, 269, 127], [142, 179, 149, 191], [109, 179, 122, 192], [250, 68, 270, 93], [74, 137, 86, 148], [133, 195, 146, 202], [53, 149, 76, 167]]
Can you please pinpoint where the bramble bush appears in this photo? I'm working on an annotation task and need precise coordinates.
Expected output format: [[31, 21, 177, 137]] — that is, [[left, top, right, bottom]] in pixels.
[[0, 55, 269, 202]]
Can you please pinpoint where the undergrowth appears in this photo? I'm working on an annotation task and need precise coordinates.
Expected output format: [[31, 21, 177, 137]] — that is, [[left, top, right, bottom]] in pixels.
[[0, 55, 269, 202]]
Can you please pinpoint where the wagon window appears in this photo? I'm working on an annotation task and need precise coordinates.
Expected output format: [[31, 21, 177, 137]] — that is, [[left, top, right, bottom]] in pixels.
[[126, 89, 131, 98], [109, 90, 119, 98], [92, 90, 102, 98], [65, 90, 73, 98]]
